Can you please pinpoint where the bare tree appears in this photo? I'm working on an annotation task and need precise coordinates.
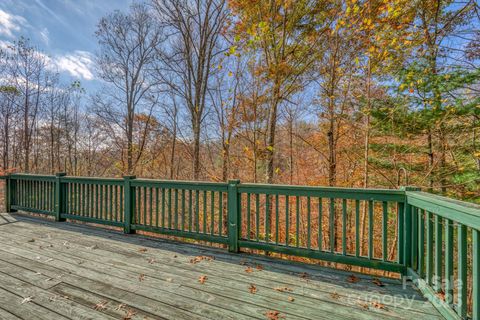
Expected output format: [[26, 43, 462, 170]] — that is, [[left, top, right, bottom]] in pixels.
[[94, 3, 162, 175], [151, 0, 227, 180], [7, 38, 50, 172]]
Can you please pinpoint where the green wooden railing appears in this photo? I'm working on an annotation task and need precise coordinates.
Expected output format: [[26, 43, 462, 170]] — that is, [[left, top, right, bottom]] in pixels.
[[1, 173, 479, 320]]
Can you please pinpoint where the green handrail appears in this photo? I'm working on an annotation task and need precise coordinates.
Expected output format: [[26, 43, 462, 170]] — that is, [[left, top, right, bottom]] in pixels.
[[405, 191, 480, 320], [2, 173, 479, 319]]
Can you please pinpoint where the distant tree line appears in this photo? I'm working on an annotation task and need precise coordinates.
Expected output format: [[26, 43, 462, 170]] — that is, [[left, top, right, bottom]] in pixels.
[[0, 0, 479, 202]]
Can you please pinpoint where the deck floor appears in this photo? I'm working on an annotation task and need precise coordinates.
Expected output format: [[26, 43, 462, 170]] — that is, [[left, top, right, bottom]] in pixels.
[[0, 213, 443, 320]]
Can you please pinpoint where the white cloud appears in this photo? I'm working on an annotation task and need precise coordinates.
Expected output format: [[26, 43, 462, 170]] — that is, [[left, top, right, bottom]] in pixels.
[[0, 9, 27, 38], [53, 51, 95, 81]]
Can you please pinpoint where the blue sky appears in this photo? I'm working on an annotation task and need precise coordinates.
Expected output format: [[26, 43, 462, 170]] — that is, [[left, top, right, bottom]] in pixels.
[[0, 0, 131, 92]]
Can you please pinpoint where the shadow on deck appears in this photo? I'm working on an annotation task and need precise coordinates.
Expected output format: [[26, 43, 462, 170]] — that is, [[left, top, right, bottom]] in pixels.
[[0, 212, 444, 320]]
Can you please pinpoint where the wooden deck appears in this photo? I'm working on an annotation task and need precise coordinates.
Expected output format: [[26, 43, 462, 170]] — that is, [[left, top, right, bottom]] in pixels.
[[0, 213, 443, 320]]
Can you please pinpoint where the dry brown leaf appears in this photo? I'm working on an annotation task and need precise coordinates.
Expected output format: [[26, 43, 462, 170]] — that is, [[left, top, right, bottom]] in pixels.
[[372, 278, 384, 287], [93, 300, 108, 311], [436, 292, 446, 301], [249, 284, 257, 294], [198, 275, 208, 284], [288, 296, 295, 302], [330, 292, 340, 299], [123, 309, 137, 320], [347, 274, 360, 283], [138, 274, 145, 282], [138, 248, 148, 253], [245, 266, 254, 273], [358, 302, 369, 310], [190, 255, 214, 264], [265, 310, 284, 320], [256, 264, 264, 271], [115, 303, 127, 311], [371, 301, 387, 310], [274, 287, 293, 293]]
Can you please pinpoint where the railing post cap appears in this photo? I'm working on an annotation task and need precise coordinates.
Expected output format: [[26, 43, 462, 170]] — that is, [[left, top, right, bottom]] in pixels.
[[123, 175, 136, 179], [228, 179, 240, 185], [56, 172, 67, 177]]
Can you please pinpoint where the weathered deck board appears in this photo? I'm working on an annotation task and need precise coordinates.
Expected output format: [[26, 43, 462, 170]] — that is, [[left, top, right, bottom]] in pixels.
[[0, 213, 445, 320]]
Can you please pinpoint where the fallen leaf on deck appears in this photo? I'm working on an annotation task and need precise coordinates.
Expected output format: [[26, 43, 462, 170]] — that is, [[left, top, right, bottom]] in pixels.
[[147, 258, 155, 264], [123, 309, 137, 320], [274, 287, 293, 292], [265, 310, 284, 320], [358, 302, 369, 310], [115, 303, 127, 311], [288, 296, 295, 302], [138, 274, 145, 281], [198, 275, 207, 284], [138, 248, 148, 253], [190, 255, 214, 264], [93, 300, 108, 311], [249, 284, 257, 294], [245, 267, 254, 273], [436, 292, 445, 301], [21, 296, 33, 304], [330, 292, 340, 299], [347, 274, 360, 283], [371, 301, 387, 310], [256, 264, 264, 271], [372, 278, 384, 287]]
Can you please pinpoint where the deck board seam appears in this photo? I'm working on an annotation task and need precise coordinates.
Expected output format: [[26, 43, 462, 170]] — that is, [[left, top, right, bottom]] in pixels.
[[0, 226, 442, 319], [0, 227, 440, 318], [0, 281, 72, 320], [0, 248, 268, 320]]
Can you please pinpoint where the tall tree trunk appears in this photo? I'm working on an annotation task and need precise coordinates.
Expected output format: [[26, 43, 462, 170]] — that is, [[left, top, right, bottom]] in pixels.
[[360, 59, 372, 256], [265, 95, 280, 185], [127, 108, 134, 175], [427, 129, 434, 192], [169, 117, 177, 180], [288, 116, 294, 185], [192, 117, 201, 180], [439, 125, 447, 193], [24, 93, 30, 173]]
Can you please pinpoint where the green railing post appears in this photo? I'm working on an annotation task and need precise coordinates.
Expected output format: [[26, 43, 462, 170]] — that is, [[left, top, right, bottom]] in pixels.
[[4, 174, 17, 213], [55, 172, 67, 222], [123, 175, 136, 234], [401, 186, 421, 269], [4, 174, 10, 212], [227, 179, 240, 253]]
